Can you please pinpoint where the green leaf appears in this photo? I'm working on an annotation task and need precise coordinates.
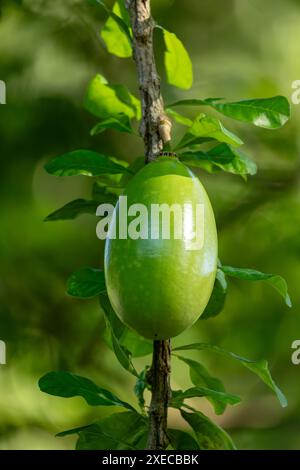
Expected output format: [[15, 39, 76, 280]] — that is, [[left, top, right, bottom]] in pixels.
[[168, 429, 200, 450], [113, 326, 153, 358], [76, 411, 148, 450], [167, 98, 222, 108], [44, 199, 99, 222], [44, 150, 129, 177], [171, 387, 240, 410], [100, 293, 152, 358], [162, 28, 193, 90], [92, 179, 122, 199], [134, 367, 149, 410], [181, 409, 236, 450], [39, 371, 134, 410], [166, 108, 193, 127], [91, 113, 133, 136], [100, 1, 132, 58], [167, 96, 290, 129], [91, 183, 118, 203], [120, 156, 145, 187], [173, 343, 288, 407], [67, 268, 106, 299], [212, 96, 290, 129], [175, 115, 243, 150], [85, 74, 141, 120], [95, 0, 131, 39], [201, 269, 227, 319], [57, 424, 94, 438], [208, 144, 256, 176], [220, 265, 292, 307], [175, 356, 231, 415], [179, 143, 256, 177], [100, 294, 139, 377]]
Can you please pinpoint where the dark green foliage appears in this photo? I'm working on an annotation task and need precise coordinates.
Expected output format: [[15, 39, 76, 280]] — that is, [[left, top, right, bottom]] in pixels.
[[45, 150, 129, 177], [39, 371, 135, 410], [174, 356, 232, 415], [75, 412, 148, 450], [45, 199, 100, 222], [67, 268, 106, 298], [173, 343, 288, 408], [168, 429, 200, 450], [181, 408, 236, 450], [201, 269, 227, 319], [221, 265, 292, 307]]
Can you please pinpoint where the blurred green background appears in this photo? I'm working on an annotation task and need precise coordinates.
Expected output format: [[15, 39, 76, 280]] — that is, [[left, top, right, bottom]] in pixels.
[[0, 0, 300, 450]]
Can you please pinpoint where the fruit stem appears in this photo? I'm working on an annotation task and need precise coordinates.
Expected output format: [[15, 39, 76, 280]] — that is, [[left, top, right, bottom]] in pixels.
[[125, 0, 172, 450]]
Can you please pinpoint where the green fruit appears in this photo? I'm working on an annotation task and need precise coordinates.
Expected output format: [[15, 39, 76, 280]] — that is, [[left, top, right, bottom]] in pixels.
[[104, 157, 218, 340]]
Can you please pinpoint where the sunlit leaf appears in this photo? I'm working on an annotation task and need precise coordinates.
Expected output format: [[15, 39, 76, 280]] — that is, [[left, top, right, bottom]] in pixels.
[[95, 0, 131, 40], [221, 265, 292, 307], [179, 143, 256, 176], [207, 144, 256, 176], [175, 115, 243, 150], [100, 0, 132, 58], [162, 28, 193, 90], [91, 113, 133, 136], [167, 96, 290, 129], [212, 96, 290, 129], [166, 108, 193, 127], [85, 74, 141, 120]]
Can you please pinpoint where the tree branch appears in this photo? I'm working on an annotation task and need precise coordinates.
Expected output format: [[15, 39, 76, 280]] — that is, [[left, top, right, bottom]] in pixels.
[[146, 339, 171, 449], [126, 0, 171, 161], [126, 0, 172, 450]]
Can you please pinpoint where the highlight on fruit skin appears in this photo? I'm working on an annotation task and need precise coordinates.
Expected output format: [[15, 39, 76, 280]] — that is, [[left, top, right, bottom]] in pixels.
[[104, 156, 218, 340]]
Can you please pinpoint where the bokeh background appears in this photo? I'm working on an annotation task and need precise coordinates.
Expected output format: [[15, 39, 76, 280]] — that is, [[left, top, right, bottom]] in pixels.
[[0, 0, 300, 450]]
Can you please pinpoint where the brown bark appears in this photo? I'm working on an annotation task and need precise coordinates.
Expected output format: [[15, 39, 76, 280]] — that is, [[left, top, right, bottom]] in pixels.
[[125, 0, 172, 450], [146, 340, 171, 449], [125, 0, 171, 161]]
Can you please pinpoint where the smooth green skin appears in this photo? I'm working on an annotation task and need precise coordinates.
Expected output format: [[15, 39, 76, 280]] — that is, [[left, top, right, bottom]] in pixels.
[[104, 157, 218, 340]]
